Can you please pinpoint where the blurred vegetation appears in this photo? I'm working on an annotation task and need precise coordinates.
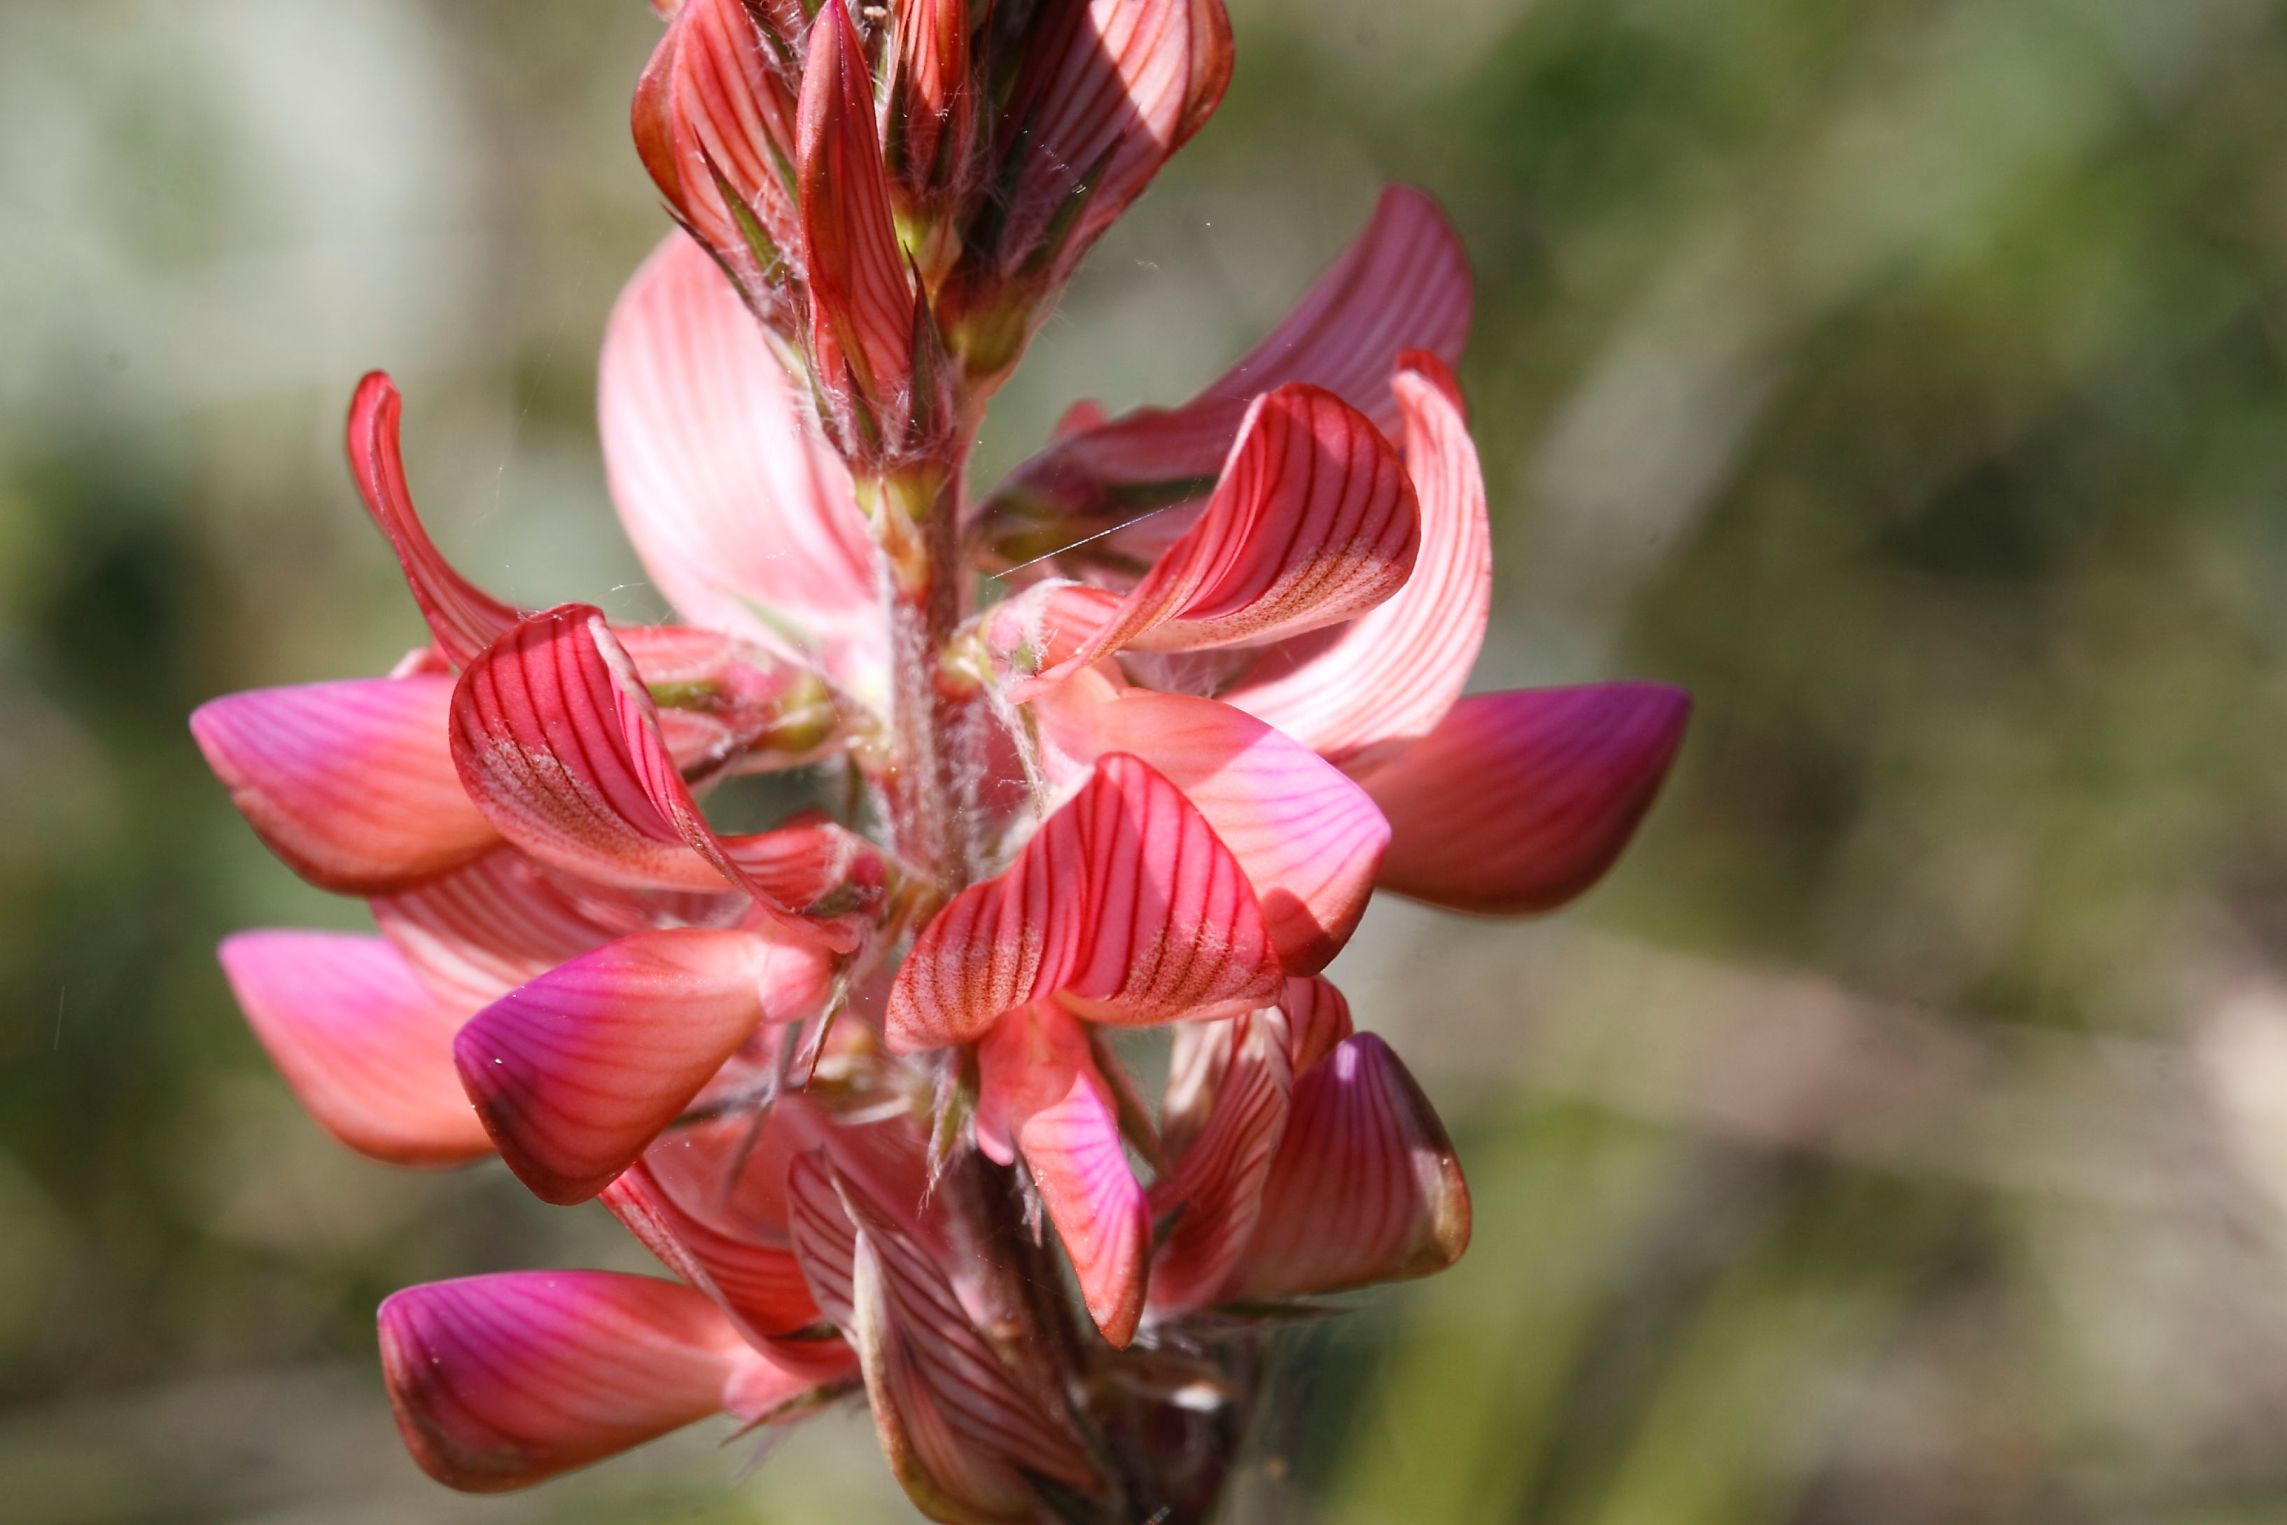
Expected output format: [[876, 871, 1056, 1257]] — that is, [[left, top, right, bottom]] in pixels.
[[7, 0, 2287, 1520]]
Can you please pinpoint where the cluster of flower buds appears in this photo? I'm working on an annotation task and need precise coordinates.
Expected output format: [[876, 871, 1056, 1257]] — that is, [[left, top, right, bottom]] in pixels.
[[192, 2, 1689, 1520]]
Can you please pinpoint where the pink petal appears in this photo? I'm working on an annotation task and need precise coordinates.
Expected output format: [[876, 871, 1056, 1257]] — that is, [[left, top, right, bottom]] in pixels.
[[1229, 1033, 1470, 1300], [453, 928, 832, 1204], [1147, 1008, 1291, 1318], [371, 849, 742, 1015], [449, 605, 872, 945], [191, 675, 495, 894], [1161, 975, 1348, 1157], [345, 373, 523, 667], [1278, 973, 1355, 1076], [966, 0, 1232, 299], [599, 236, 880, 689], [1004, 384, 1418, 688], [1034, 673, 1388, 973], [217, 931, 490, 1166], [1225, 354, 1493, 769], [798, 0, 918, 444], [377, 1271, 755, 1492], [786, 1153, 1099, 1497], [1364, 684, 1690, 914], [884, 0, 972, 216], [984, 185, 1470, 531], [975, 1006, 1151, 1346], [885, 753, 1281, 1051], [631, 0, 803, 308]]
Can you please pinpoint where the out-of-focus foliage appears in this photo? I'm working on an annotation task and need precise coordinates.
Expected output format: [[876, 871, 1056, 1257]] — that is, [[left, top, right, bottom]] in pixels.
[[6, 0, 2287, 1520]]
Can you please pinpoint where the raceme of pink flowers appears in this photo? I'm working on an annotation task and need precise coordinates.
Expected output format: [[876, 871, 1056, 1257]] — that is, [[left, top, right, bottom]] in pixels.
[[191, 1, 1690, 1520]]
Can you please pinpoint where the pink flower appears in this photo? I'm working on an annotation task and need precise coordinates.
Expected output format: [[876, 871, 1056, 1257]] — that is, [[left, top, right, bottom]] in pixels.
[[192, 4, 1688, 1519]]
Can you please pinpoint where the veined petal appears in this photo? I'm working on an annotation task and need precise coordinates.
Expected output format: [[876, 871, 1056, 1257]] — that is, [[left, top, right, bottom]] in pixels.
[[1147, 1008, 1291, 1318], [346, 374, 522, 667], [976, 1007, 1150, 1346], [218, 931, 489, 1167], [1225, 355, 1492, 769], [885, 0, 972, 217], [799, 0, 917, 439], [454, 927, 833, 1204], [600, 236, 880, 692], [1002, 385, 1417, 688], [1160, 975, 1346, 1158], [632, 0, 803, 304], [786, 1153, 1099, 1498], [1033, 674, 1388, 973], [1278, 973, 1354, 1076], [372, 849, 742, 1015], [377, 1271, 756, 1492], [970, 0, 1232, 293], [1364, 684, 1690, 914], [191, 675, 495, 894], [450, 605, 873, 945], [1229, 1033, 1470, 1300], [983, 185, 1470, 533], [885, 754, 1280, 1051]]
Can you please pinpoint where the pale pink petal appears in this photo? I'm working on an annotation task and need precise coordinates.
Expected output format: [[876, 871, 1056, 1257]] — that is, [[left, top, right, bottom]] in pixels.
[[885, 754, 1280, 1051], [975, 1007, 1150, 1346], [983, 185, 1470, 532], [1229, 1033, 1470, 1300], [1278, 973, 1354, 1076], [191, 676, 495, 894], [1226, 354, 1492, 769], [449, 605, 874, 945], [1161, 975, 1349, 1158], [1364, 684, 1690, 914], [454, 928, 832, 1204], [345, 373, 522, 667], [1147, 1008, 1291, 1317], [1033, 674, 1388, 973], [377, 1271, 754, 1492], [599, 236, 880, 689], [799, 0, 918, 445], [1002, 385, 1418, 688], [218, 931, 489, 1167]]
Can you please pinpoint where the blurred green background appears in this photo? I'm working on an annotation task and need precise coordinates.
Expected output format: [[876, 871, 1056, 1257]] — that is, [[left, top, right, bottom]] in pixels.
[[9, 0, 2287, 1520]]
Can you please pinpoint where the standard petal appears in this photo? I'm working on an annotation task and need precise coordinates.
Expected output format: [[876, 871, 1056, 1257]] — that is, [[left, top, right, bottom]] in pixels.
[[377, 1271, 754, 1492], [1002, 385, 1418, 688], [346, 373, 523, 667], [1147, 1008, 1291, 1318], [884, 0, 972, 219], [1034, 674, 1388, 973], [218, 931, 489, 1166], [798, 0, 918, 441], [450, 605, 873, 944], [1224, 354, 1492, 770], [884, 754, 1280, 1052], [599, 236, 880, 690], [191, 675, 495, 894], [982, 185, 1471, 534], [454, 928, 832, 1204], [976, 1008, 1151, 1346], [1228, 1033, 1470, 1301], [1364, 684, 1690, 915]]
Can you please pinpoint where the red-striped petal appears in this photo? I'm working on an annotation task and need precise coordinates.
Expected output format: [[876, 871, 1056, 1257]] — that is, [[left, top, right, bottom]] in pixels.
[[450, 605, 873, 945], [1034, 673, 1387, 973], [1147, 1007, 1291, 1318], [983, 185, 1470, 533], [1226, 354, 1492, 769], [786, 1153, 1099, 1499], [885, 0, 972, 218], [974, 1005, 1150, 1346], [1363, 684, 1690, 915], [192, 676, 495, 894], [632, 0, 804, 307], [217, 931, 489, 1167], [1228, 1033, 1470, 1300], [377, 1271, 759, 1492], [1002, 385, 1418, 688], [799, 0, 917, 442], [885, 754, 1280, 1052], [454, 928, 833, 1204], [601, 236, 880, 691], [346, 373, 522, 667]]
